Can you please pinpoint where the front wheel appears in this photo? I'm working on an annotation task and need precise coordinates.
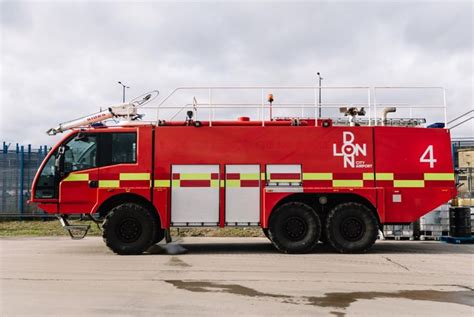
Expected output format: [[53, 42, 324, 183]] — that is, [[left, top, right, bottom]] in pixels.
[[268, 202, 321, 254], [326, 202, 378, 253], [102, 203, 157, 255]]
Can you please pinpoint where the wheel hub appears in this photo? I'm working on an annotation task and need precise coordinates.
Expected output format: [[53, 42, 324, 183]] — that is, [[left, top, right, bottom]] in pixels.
[[340, 217, 366, 241], [116, 217, 142, 243], [284, 217, 307, 241]]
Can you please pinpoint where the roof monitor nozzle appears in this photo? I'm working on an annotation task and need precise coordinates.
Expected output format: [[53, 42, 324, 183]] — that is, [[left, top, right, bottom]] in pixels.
[[186, 110, 194, 126], [186, 110, 194, 119], [382, 107, 397, 126], [340, 107, 366, 126]]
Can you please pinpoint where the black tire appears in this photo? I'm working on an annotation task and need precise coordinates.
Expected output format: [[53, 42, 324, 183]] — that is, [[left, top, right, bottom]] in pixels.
[[262, 228, 271, 240], [268, 202, 321, 254], [326, 202, 378, 253], [103, 203, 157, 255], [153, 227, 165, 245], [319, 227, 329, 244]]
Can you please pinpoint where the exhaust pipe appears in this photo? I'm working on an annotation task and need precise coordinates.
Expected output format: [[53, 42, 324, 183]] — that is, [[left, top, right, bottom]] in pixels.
[[382, 107, 396, 126]]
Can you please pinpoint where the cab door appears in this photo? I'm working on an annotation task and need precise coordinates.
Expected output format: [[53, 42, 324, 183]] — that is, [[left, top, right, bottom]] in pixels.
[[58, 133, 99, 214]]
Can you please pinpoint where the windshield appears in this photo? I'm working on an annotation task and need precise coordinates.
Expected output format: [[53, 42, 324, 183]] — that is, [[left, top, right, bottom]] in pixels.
[[63, 135, 97, 173], [34, 134, 97, 199]]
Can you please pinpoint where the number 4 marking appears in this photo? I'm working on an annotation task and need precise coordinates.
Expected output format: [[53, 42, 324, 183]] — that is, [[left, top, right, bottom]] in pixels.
[[420, 145, 437, 168]]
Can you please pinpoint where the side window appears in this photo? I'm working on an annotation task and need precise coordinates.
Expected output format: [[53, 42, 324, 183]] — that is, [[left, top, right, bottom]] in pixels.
[[100, 132, 137, 166], [64, 134, 97, 173], [112, 133, 137, 164]]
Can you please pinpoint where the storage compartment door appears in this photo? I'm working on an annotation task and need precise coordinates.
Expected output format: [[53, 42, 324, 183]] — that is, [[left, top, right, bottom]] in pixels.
[[171, 165, 220, 226], [225, 165, 260, 225], [266, 164, 302, 187]]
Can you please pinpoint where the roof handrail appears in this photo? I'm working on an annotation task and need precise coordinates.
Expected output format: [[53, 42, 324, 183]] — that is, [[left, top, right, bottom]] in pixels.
[[448, 109, 473, 125]]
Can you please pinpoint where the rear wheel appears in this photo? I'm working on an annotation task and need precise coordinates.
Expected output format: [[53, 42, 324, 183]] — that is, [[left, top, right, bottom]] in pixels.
[[103, 203, 157, 255], [326, 202, 378, 253], [268, 202, 321, 254]]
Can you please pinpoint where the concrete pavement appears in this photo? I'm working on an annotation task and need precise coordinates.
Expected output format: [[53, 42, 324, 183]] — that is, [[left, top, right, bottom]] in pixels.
[[0, 237, 473, 316]]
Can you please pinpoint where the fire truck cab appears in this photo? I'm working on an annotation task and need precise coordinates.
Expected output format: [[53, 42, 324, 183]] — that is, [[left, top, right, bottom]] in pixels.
[[31, 86, 457, 255]]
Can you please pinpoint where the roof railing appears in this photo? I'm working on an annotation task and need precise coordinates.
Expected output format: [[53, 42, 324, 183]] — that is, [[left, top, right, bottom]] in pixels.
[[139, 86, 447, 127]]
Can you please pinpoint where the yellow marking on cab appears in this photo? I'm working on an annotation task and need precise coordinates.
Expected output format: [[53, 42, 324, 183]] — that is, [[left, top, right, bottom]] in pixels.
[[63, 173, 89, 182], [261, 173, 266, 180], [99, 180, 120, 188]]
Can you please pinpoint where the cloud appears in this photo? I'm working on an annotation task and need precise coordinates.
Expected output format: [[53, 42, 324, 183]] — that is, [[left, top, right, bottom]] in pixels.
[[0, 0, 472, 147]]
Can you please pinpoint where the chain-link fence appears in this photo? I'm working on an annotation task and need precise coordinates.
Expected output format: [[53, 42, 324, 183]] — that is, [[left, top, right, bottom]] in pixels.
[[0, 142, 51, 218]]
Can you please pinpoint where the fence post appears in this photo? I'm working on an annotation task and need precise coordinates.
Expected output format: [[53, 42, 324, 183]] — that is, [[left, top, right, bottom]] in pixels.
[[19, 145, 24, 214], [1, 143, 6, 212], [27, 144, 31, 214]]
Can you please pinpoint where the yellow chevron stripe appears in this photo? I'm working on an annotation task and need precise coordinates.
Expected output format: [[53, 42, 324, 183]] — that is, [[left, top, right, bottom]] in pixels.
[[394, 180, 424, 188], [332, 180, 363, 187], [424, 173, 454, 181], [154, 180, 170, 187], [63, 173, 89, 182], [226, 180, 240, 188], [98, 180, 120, 188], [363, 173, 374, 180], [376, 173, 394, 180]]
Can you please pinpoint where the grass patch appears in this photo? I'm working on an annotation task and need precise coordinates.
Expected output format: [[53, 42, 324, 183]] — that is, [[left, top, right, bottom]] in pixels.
[[0, 220, 102, 237], [0, 220, 265, 238]]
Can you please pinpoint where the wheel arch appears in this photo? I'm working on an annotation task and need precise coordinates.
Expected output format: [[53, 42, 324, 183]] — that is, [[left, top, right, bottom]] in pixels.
[[95, 193, 161, 226], [271, 193, 380, 226]]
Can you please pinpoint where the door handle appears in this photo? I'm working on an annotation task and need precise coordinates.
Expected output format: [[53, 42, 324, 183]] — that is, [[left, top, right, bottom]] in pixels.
[[88, 180, 98, 188]]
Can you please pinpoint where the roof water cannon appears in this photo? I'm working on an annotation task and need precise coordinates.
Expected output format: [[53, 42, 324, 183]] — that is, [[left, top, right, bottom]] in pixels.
[[340, 107, 366, 126], [46, 90, 159, 136]]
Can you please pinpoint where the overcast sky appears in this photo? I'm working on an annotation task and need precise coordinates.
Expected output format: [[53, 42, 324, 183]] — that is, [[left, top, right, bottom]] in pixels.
[[1, 0, 472, 148]]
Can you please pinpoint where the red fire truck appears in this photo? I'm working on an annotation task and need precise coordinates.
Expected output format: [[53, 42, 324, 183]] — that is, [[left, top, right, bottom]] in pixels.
[[30, 87, 456, 255]]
